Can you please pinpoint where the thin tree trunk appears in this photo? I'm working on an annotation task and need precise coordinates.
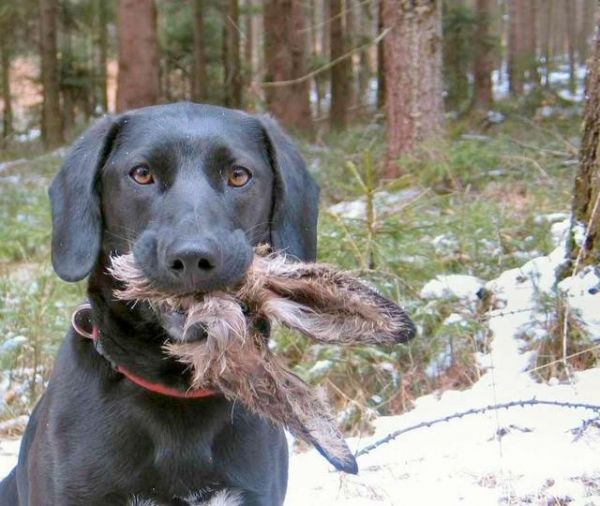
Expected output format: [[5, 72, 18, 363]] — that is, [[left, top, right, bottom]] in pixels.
[[0, 32, 12, 139], [116, 0, 160, 112], [508, 0, 526, 96], [61, 4, 75, 139], [383, 0, 445, 178], [329, 0, 350, 129], [472, 0, 494, 109], [565, 0, 577, 96], [264, 0, 312, 132], [578, 0, 595, 65], [192, 0, 208, 102], [97, 0, 109, 112], [345, 0, 357, 116], [377, 0, 386, 109], [570, 21, 600, 268], [223, 0, 242, 108], [244, 0, 254, 96], [358, 0, 373, 108], [40, 0, 64, 148]]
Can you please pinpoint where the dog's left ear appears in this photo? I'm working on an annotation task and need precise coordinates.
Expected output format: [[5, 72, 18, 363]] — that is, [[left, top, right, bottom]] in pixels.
[[49, 115, 120, 281], [259, 115, 320, 261]]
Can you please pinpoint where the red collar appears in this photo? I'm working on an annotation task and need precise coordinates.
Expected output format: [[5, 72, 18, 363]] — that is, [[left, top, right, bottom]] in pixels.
[[71, 304, 217, 400]]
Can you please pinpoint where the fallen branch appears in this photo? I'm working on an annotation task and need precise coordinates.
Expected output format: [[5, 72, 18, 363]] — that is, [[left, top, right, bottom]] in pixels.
[[356, 399, 600, 458]]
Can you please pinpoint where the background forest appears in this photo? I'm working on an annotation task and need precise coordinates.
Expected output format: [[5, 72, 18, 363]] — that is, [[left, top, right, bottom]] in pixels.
[[1, 3, 600, 495]]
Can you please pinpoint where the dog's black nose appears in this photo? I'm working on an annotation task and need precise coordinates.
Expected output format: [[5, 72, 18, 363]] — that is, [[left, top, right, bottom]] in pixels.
[[167, 242, 219, 276]]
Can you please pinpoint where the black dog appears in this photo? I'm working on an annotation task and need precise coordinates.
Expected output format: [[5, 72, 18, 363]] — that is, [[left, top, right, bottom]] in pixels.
[[0, 103, 319, 505]]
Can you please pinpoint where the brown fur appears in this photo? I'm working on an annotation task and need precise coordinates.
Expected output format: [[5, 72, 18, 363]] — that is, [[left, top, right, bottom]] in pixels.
[[108, 247, 415, 473]]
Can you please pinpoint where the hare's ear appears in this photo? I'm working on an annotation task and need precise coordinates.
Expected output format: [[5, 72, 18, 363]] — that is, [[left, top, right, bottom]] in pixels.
[[262, 264, 416, 345]]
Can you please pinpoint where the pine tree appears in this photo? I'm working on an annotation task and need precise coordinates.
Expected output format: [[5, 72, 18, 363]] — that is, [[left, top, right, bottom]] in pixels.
[[40, 0, 63, 147], [263, 0, 312, 131], [383, 0, 445, 177], [116, 0, 160, 112]]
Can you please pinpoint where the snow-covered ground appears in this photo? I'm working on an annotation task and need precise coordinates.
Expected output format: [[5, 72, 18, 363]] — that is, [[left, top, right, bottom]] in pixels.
[[1, 216, 599, 504]]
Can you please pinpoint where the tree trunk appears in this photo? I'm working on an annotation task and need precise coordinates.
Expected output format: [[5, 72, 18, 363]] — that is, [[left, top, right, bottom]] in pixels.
[[0, 31, 12, 139], [358, 0, 373, 108], [570, 22, 600, 268], [116, 0, 160, 112], [377, 0, 386, 109], [329, 0, 350, 129], [383, 0, 445, 178], [578, 0, 595, 65], [565, 0, 577, 96], [191, 0, 208, 102], [40, 0, 63, 148], [97, 0, 109, 113], [508, 0, 527, 96], [244, 0, 254, 95], [263, 0, 312, 132], [223, 0, 242, 108], [472, 0, 494, 109], [61, 4, 75, 140]]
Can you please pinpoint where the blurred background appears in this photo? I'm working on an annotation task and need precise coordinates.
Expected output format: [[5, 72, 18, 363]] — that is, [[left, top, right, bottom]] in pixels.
[[0, 0, 599, 436]]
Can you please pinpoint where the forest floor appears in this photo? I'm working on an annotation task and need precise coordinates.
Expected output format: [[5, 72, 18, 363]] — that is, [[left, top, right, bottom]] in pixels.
[[0, 100, 599, 504]]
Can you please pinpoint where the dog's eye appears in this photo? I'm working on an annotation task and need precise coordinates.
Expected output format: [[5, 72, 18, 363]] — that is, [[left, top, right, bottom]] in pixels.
[[227, 166, 252, 188], [130, 165, 154, 185]]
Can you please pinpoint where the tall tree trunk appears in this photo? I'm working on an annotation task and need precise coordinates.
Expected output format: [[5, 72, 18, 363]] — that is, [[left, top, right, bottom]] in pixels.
[[223, 0, 242, 108], [344, 0, 357, 116], [578, 0, 595, 65], [116, 0, 160, 112], [0, 31, 12, 139], [377, 0, 386, 109], [383, 0, 445, 178], [508, 0, 526, 96], [263, 0, 312, 132], [358, 0, 373, 108], [472, 0, 494, 109], [40, 0, 63, 148], [570, 21, 600, 268], [61, 4, 75, 139], [244, 0, 254, 96], [329, 0, 350, 129], [97, 0, 109, 112], [565, 0, 577, 96], [191, 0, 208, 102]]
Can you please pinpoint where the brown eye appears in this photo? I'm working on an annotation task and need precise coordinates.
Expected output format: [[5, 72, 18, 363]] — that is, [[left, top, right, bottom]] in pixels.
[[130, 165, 154, 185], [227, 166, 252, 188]]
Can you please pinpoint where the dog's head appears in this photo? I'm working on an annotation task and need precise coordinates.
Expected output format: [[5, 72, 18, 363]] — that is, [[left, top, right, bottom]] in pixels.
[[49, 103, 319, 293]]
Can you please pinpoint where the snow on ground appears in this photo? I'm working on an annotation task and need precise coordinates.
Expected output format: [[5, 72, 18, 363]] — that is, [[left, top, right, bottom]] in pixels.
[[1, 216, 599, 504]]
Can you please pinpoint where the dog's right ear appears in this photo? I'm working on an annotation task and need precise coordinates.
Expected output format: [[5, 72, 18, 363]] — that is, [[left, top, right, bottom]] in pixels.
[[49, 115, 120, 282]]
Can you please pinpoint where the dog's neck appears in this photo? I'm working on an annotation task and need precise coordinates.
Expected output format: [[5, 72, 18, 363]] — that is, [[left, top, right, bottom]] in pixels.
[[85, 263, 197, 394]]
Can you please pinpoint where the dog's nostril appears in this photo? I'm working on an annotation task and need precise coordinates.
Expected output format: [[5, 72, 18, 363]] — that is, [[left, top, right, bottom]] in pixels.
[[198, 258, 213, 271], [171, 259, 185, 271]]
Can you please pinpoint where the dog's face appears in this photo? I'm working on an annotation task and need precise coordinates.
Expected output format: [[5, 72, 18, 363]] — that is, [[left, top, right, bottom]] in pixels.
[[48, 103, 320, 294]]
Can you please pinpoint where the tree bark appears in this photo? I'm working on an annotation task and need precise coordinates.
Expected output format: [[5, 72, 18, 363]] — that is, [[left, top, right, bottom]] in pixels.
[[472, 0, 495, 109], [40, 0, 63, 148], [191, 0, 208, 102], [383, 0, 445, 178], [377, 0, 386, 109], [116, 0, 160, 112], [329, 0, 350, 129], [565, 0, 577, 96], [61, 3, 75, 139], [97, 0, 109, 113], [263, 0, 312, 132], [571, 22, 600, 268], [223, 0, 242, 108], [358, 0, 373, 108], [0, 30, 12, 139], [508, 0, 528, 95]]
